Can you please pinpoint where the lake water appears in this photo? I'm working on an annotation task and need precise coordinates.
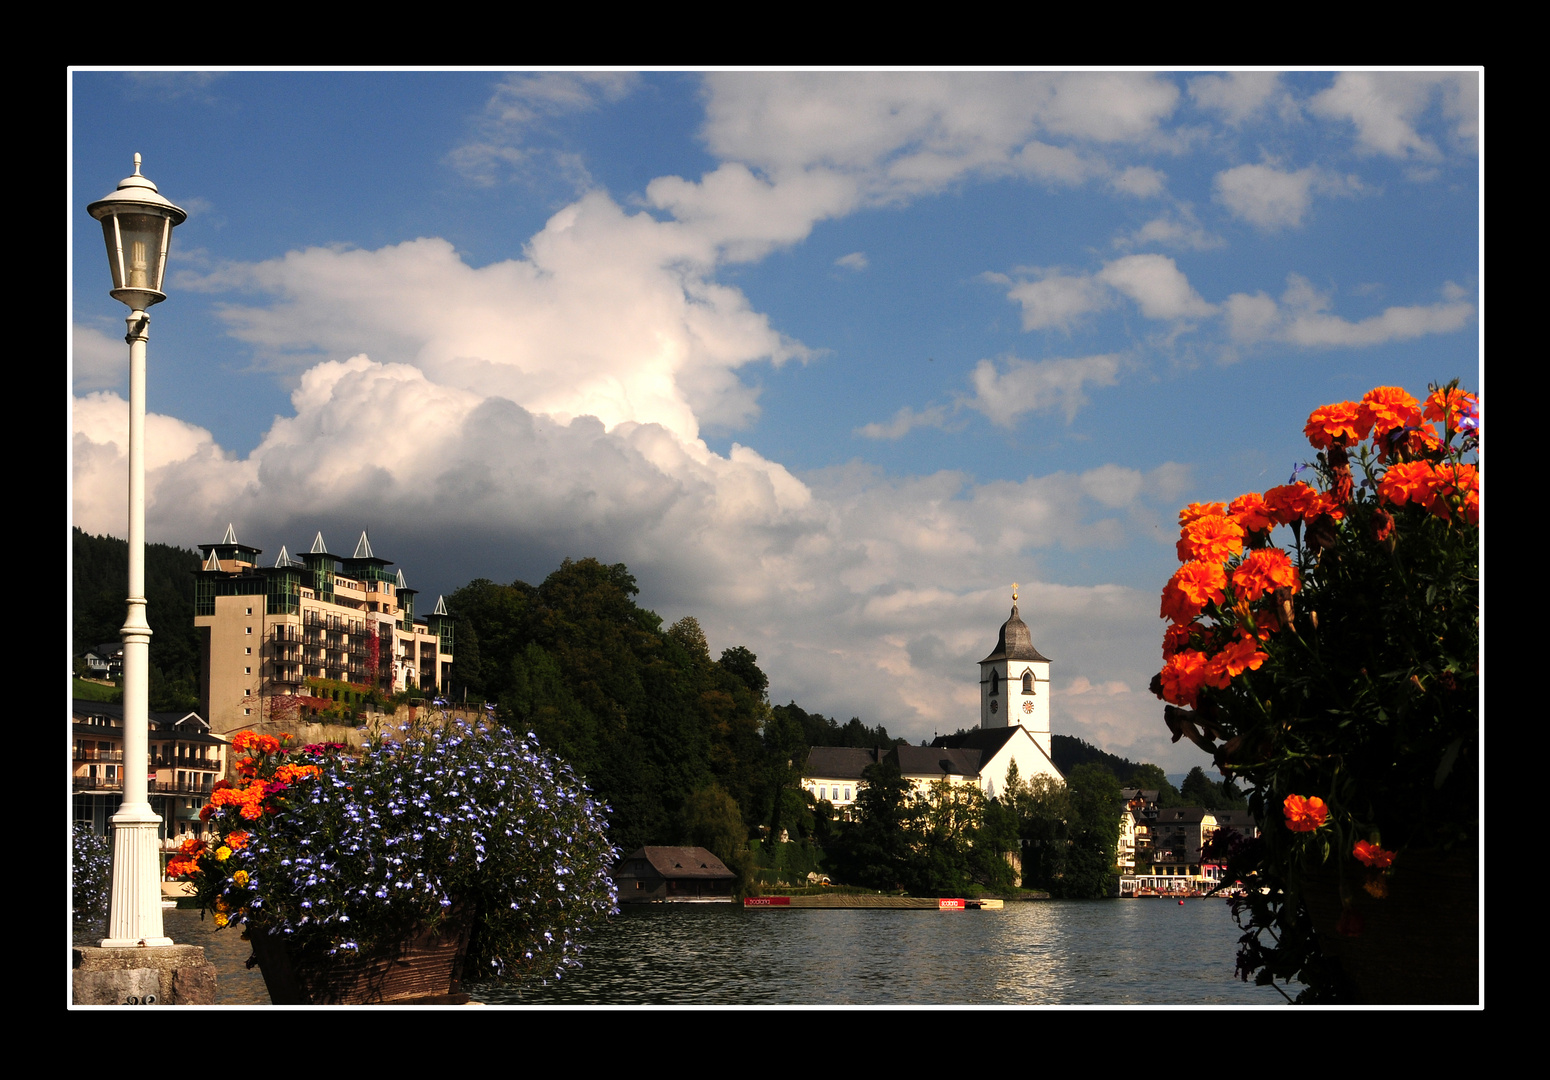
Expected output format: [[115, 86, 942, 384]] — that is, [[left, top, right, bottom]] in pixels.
[[146, 898, 1287, 1006]]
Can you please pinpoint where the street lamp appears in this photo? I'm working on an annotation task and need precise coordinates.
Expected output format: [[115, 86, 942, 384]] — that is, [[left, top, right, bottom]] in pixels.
[[88, 154, 186, 947]]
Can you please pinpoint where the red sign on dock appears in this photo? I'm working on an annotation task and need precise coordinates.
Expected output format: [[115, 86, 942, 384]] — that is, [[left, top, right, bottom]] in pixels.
[[744, 896, 790, 906], [939, 898, 965, 910]]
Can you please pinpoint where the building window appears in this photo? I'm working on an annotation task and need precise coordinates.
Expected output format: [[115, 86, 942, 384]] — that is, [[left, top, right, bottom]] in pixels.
[[818, 786, 827, 801], [990, 670, 999, 696], [844, 786, 852, 801], [1022, 670, 1034, 694], [244, 666, 251, 675], [246, 627, 252, 635], [244, 688, 251, 696], [243, 708, 252, 716], [246, 607, 253, 616]]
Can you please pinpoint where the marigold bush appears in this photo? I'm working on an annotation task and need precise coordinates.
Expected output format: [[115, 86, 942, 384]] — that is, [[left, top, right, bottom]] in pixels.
[[1152, 380, 1479, 1003]]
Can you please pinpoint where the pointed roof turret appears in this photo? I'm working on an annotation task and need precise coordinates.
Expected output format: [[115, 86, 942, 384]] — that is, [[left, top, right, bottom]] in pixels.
[[396, 568, 408, 588], [203, 549, 222, 571], [221, 523, 238, 544], [198, 523, 261, 569], [433, 595, 448, 616], [353, 530, 375, 559], [979, 583, 1050, 664], [274, 545, 295, 568], [310, 531, 329, 554]]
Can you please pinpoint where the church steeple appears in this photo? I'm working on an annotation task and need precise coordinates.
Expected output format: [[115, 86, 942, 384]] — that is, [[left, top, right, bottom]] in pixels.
[[979, 583, 1052, 755]]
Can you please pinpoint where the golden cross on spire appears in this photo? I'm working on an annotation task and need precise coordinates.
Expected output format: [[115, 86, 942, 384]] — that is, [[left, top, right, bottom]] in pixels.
[[1012, 582, 1019, 603]]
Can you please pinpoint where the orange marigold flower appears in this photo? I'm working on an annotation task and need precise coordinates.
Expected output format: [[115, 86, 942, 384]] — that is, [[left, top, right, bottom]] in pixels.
[[1162, 621, 1198, 660], [1177, 513, 1245, 565], [1263, 482, 1322, 525], [1370, 507, 1395, 543], [1378, 460, 1436, 510], [1159, 649, 1211, 707], [240, 803, 265, 820], [1232, 549, 1299, 603], [1353, 840, 1395, 869], [1427, 462, 1479, 523], [1178, 502, 1228, 529], [1227, 492, 1275, 535], [256, 735, 281, 754], [165, 856, 199, 878], [1161, 561, 1228, 624], [232, 731, 258, 752], [178, 835, 205, 856], [1205, 634, 1268, 686], [225, 831, 250, 850], [232, 870, 250, 887], [1424, 387, 1479, 436], [1304, 401, 1368, 449], [1283, 794, 1329, 833], [1357, 386, 1422, 440]]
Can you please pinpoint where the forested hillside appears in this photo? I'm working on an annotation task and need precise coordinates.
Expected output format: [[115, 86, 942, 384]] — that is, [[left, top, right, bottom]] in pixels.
[[71, 527, 202, 711]]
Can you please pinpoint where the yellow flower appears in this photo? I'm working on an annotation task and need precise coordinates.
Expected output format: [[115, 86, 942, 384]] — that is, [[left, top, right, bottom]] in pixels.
[[215, 846, 232, 861], [214, 913, 229, 927], [232, 870, 250, 886]]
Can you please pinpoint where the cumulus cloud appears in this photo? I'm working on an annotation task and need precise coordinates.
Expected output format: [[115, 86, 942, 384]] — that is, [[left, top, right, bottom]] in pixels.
[[835, 251, 869, 271], [1000, 270, 1112, 332], [179, 193, 811, 441], [1213, 162, 1362, 229], [856, 404, 949, 440], [1224, 274, 1476, 346], [1110, 165, 1167, 198], [72, 324, 127, 393], [694, 71, 1181, 216], [1187, 72, 1284, 126], [966, 354, 1124, 426], [1097, 254, 1217, 321], [1309, 72, 1477, 160], [1118, 212, 1223, 251]]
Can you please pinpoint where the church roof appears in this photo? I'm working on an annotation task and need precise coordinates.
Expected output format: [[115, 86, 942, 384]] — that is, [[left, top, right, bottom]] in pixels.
[[979, 603, 1050, 664], [931, 726, 1022, 756], [804, 746, 887, 780], [891, 744, 984, 778]]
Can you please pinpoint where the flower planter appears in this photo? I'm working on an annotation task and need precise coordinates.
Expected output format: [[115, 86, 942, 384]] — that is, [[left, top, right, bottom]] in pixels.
[[248, 907, 473, 1005], [1302, 845, 1478, 1005]]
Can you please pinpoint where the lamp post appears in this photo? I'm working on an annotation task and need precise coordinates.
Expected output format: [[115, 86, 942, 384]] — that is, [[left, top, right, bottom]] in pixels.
[[88, 154, 186, 947]]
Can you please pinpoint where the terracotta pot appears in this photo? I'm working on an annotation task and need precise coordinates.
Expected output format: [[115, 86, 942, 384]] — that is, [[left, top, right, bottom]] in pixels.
[[1302, 845, 1478, 1005], [248, 906, 473, 1005]]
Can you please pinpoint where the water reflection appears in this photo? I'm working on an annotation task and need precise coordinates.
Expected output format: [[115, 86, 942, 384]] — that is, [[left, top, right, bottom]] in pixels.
[[90, 899, 1280, 1006], [477, 899, 1280, 1006]]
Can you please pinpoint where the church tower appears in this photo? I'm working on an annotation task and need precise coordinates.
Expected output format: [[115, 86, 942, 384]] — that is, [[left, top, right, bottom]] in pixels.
[[979, 583, 1052, 757]]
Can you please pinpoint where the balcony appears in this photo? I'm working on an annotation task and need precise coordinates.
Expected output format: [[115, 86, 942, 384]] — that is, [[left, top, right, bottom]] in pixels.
[[75, 748, 124, 763]]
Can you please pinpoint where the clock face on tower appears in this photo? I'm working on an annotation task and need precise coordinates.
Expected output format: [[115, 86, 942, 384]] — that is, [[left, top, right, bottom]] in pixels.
[[1023, 700, 1034, 714], [990, 699, 998, 714]]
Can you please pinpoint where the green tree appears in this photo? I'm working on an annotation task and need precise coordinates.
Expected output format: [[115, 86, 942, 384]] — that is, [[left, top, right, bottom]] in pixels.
[[1056, 764, 1124, 899], [680, 783, 752, 893]]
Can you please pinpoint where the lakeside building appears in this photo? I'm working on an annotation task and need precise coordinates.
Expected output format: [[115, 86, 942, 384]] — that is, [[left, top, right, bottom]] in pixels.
[[71, 699, 229, 871], [1118, 797, 1261, 895], [613, 846, 737, 903], [193, 525, 454, 738], [802, 590, 1064, 814]]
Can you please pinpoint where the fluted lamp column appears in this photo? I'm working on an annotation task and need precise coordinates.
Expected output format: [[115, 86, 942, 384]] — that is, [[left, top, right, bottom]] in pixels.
[[88, 154, 186, 947]]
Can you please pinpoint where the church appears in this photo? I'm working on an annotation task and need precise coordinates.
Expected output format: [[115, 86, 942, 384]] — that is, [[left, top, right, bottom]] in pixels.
[[803, 585, 1064, 814]]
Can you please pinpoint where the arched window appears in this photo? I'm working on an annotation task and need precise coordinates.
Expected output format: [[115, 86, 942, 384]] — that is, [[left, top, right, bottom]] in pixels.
[[1022, 670, 1034, 694], [990, 670, 999, 696]]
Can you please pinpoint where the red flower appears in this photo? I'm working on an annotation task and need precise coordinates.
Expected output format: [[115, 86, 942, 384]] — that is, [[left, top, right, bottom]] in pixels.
[[1357, 386, 1422, 441], [1353, 840, 1395, 869], [1177, 512, 1245, 565], [1228, 492, 1275, 535], [1263, 482, 1323, 525], [1283, 794, 1329, 832]]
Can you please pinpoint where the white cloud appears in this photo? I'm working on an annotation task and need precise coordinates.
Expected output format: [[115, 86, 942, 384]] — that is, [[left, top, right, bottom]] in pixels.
[[1214, 162, 1316, 228], [1119, 212, 1223, 251], [966, 354, 1123, 426], [856, 404, 948, 440], [1187, 72, 1283, 126], [72, 324, 127, 393], [695, 71, 1181, 213], [1096, 254, 1216, 320], [1223, 274, 1475, 346], [835, 251, 869, 271], [1002, 270, 1111, 332], [1110, 165, 1167, 198], [180, 193, 811, 442], [446, 72, 638, 187], [1309, 72, 1478, 161]]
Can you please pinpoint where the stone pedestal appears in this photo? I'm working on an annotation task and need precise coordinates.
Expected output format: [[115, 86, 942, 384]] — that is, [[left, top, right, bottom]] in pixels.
[[72, 945, 216, 1005]]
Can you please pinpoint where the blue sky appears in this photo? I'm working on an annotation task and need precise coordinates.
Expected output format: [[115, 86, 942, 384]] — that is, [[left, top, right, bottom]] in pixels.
[[70, 70, 1480, 770]]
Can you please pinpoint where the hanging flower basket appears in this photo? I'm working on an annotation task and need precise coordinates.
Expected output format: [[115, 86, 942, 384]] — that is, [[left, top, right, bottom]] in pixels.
[[248, 904, 473, 1005]]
